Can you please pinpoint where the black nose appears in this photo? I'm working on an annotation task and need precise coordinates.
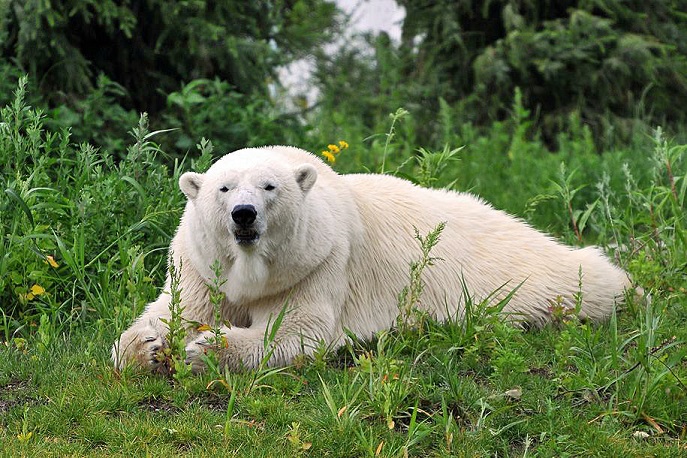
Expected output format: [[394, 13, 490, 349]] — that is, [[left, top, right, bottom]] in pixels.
[[231, 205, 257, 226]]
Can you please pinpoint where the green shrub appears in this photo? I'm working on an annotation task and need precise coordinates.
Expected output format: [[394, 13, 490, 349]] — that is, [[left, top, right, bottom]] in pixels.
[[1, 0, 339, 155], [163, 78, 306, 155], [313, 0, 687, 150], [0, 78, 181, 336]]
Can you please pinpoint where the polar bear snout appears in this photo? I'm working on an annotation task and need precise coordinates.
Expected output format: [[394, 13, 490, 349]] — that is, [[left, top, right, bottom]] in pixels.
[[231, 204, 261, 245], [232, 204, 257, 227]]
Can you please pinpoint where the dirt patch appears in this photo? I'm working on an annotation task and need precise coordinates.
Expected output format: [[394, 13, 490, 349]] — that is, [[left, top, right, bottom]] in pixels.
[[136, 396, 181, 415], [0, 379, 42, 415], [528, 366, 554, 378], [0, 379, 29, 394], [190, 392, 231, 412], [0, 398, 19, 414], [135, 392, 233, 415]]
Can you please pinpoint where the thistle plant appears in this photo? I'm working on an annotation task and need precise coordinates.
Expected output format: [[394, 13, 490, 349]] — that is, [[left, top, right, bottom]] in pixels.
[[380, 108, 409, 174], [199, 260, 230, 374], [397, 222, 446, 332], [159, 258, 192, 381]]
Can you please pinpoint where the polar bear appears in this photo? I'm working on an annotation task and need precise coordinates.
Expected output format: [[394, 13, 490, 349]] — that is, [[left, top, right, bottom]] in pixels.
[[112, 146, 631, 372]]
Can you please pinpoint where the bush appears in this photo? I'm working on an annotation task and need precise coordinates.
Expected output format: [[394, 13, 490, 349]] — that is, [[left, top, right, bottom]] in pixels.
[[1, 0, 339, 154], [314, 0, 687, 150], [0, 78, 181, 335], [163, 78, 307, 155]]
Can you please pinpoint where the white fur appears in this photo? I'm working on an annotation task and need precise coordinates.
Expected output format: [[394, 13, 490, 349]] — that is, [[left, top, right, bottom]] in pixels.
[[112, 146, 632, 371], [228, 252, 270, 302]]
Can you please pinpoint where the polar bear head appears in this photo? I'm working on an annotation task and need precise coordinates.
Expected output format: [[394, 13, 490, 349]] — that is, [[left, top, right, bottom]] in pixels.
[[178, 149, 318, 250]]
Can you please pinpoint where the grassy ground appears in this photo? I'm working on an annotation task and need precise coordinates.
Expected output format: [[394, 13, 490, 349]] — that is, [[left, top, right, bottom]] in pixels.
[[1, 80, 686, 456], [1, 303, 686, 457]]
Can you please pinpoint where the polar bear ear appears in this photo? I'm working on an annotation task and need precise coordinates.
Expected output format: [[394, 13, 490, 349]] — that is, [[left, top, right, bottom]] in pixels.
[[179, 172, 204, 200], [295, 164, 317, 194]]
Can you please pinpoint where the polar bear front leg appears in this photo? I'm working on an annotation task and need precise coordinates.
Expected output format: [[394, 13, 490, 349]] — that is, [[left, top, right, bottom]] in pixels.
[[184, 305, 337, 372], [184, 254, 348, 372]]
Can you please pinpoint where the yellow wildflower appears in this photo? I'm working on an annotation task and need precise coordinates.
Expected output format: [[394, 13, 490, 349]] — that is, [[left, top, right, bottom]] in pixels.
[[321, 151, 336, 163], [45, 255, 59, 268], [30, 284, 45, 295], [25, 284, 46, 301], [321, 140, 348, 165]]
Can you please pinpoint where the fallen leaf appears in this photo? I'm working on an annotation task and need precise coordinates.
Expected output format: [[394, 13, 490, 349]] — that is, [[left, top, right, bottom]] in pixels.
[[642, 412, 664, 434], [375, 441, 384, 456], [46, 255, 59, 268]]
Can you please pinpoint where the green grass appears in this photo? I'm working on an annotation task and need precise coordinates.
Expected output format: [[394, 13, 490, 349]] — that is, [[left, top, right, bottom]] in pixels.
[[1, 302, 685, 456], [1, 78, 686, 456]]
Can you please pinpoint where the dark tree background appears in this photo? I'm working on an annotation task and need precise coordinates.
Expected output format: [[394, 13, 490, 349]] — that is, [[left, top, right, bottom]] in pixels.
[[315, 0, 687, 149], [1, 0, 686, 152], [0, 0, 338, 153]]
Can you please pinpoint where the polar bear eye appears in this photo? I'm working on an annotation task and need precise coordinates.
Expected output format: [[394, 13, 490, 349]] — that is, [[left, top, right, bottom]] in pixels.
[[264, 184, 276, 191], [219, 186, 229, 193]]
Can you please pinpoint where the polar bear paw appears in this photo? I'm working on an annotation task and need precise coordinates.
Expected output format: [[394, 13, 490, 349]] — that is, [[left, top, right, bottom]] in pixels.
[[112, 323, 167, 372], [184, 331, 215, 373]]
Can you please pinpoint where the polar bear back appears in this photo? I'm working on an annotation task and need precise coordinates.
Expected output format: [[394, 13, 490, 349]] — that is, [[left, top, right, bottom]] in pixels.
[[339, 172, 629, 337]]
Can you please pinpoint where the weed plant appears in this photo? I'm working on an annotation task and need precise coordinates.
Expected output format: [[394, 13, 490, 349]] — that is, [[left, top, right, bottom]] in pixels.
[[0, 82, 686, 456]]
